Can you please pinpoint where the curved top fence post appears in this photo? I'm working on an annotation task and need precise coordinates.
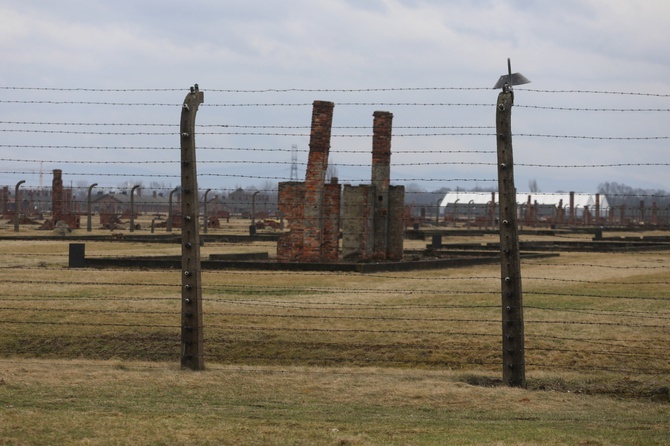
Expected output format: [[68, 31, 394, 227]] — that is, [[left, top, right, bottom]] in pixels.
[[180, 84, 205, 371]]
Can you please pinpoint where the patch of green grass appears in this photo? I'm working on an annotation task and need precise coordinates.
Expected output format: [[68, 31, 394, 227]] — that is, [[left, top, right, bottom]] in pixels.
[[1, 361, 668, 445]]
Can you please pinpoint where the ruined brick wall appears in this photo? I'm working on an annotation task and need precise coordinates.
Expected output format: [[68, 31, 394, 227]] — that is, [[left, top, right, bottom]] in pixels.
[[321, 179, 341, 261], [277, 182, 305, 262], [341, 185, 375, 260], [387, 185, 405, 261]]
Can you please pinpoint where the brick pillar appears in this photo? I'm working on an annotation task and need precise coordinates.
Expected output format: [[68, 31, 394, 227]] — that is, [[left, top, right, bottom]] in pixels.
[[569, 191, 575, 225], [277, 182, 305, 262], [595, 193, 601, 225], [302, 101, 334, 261], [52, 169, 63, 223], [372, 111, 393, 260]]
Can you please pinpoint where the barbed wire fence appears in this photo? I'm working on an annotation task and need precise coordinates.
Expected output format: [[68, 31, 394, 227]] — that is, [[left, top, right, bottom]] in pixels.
[[0, 85, 669, 386]]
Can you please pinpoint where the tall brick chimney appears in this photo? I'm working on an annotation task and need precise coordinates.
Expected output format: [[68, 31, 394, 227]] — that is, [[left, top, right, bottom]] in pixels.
[[372, 111, 393, 260], [302, 100, 335, 260], [372, 111, 392, 189]]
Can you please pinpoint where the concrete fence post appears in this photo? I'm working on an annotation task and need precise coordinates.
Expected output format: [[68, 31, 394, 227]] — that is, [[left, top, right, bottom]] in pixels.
[[87, 183, 98, 232], [496, 86, 526, 388], [129, 185, 140, 232], [13, 180, 25, 232], [203, 188, 212, 234], [167, 187, 179, 232], [180, 84, 205, 371], [250, 190, 260, 236]]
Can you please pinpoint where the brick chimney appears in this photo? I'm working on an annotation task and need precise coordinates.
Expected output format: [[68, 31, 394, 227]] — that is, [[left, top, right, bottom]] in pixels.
[[302, 100, 335, 260], [372, 111, 393, 260]]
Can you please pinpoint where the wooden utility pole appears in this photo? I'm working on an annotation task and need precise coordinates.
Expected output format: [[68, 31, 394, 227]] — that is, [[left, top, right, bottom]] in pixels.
[[180, 85, 205, 370], [496, 85, 526, 388]]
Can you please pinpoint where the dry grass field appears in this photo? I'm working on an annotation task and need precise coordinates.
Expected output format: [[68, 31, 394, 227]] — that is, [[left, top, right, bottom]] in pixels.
[[0, 219, 669, 444]]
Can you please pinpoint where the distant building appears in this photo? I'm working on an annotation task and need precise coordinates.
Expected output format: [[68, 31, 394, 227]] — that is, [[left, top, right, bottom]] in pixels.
[[93, 190, 171, 216], [440, 191, 610, 226], [226, 187, 271, 215]]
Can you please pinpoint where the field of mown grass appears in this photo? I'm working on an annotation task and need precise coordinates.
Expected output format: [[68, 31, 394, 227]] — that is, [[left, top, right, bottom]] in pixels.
[[0, 221, 669, 444]]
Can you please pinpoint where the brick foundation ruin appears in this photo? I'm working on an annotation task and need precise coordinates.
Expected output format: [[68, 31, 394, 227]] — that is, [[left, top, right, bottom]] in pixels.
[[277, 103, 405, 263]]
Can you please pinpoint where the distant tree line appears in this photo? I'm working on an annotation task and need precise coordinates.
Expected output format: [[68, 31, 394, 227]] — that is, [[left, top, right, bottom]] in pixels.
[[598, 182, 670, 208]]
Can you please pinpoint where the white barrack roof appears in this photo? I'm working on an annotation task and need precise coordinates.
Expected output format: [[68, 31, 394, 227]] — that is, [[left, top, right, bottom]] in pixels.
[[440, 191, 609, 209]]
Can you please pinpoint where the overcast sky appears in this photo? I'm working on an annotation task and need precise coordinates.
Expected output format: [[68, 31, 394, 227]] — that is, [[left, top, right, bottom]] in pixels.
[[1, 0, 670, 195]]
